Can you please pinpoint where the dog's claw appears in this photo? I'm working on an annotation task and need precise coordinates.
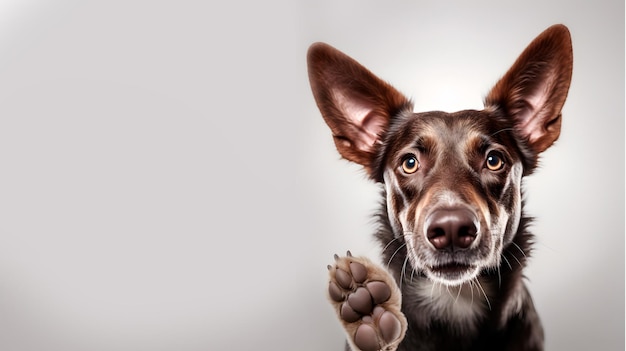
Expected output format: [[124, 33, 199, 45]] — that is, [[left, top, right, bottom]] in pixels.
[[347, 250, 353, 257], [334, 253, 340, 261]]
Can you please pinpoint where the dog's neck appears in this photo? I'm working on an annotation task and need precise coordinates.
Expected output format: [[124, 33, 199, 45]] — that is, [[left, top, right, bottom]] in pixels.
[[404, 277, 493, 335]]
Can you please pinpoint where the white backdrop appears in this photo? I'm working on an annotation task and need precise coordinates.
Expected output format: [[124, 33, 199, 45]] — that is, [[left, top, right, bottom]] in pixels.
[[0, 1, 622, 350]]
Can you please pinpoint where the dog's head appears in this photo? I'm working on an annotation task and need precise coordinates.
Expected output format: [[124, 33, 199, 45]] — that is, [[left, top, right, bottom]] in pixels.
[[308, 25, 573, 286]]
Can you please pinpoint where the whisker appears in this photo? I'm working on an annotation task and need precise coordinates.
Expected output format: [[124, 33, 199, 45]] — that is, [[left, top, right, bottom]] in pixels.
[[382, 235, 404, 254], [508, 249, 523, 266], [469, 280, 475, 307], [399, 255, 410, 291], [430, 280, 438, 302], [387, 243, 407, 268], [489, 127, 515, 138], [454, 283, 462, 305], [445, 284, 454, 299], [384, 231, 415, 268], [475, 279, 492, 311], [511, 242, 527, 258], [501, 253, 513, 270]]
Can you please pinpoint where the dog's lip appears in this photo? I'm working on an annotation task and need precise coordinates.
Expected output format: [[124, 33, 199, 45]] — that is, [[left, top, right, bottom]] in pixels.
[[430, 262, 475, 274], [425, 263, 480, 286]]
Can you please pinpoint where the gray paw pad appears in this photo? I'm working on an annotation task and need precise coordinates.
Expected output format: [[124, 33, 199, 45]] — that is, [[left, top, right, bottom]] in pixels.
[[354, 307, 402, 351]]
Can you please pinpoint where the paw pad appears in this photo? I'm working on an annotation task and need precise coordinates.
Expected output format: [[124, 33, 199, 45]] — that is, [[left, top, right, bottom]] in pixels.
[[355, 307, 402, 351]]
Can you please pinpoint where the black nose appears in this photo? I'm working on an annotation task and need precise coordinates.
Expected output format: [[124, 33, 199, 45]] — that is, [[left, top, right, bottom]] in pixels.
[[426, 208, 478, 251]]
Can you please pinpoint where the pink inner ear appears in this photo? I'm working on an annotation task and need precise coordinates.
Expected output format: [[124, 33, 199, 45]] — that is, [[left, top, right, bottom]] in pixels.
[[516, 76, 556, 143], [517, 90, 548, 143], [332, 88, 386, 151]]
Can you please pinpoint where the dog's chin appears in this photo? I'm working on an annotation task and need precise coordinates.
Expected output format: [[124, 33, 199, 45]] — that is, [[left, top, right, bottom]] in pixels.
[[425, 263, 480, 287]]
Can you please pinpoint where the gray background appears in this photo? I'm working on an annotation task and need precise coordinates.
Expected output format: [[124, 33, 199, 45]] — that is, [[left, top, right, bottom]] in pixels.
[[0, 1, 622, 350]]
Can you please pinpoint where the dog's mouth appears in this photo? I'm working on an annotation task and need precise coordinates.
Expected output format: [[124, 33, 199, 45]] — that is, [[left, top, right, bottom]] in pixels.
[[432, 263, 473, 274], [426, 263, 479, 285]]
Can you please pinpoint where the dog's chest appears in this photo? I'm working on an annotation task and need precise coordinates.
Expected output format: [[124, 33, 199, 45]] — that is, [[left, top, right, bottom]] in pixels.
[[406, 279, 491, 333]]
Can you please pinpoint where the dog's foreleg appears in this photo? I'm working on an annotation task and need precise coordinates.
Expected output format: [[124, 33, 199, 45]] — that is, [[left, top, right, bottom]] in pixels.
[[327, 252, 407, 351]]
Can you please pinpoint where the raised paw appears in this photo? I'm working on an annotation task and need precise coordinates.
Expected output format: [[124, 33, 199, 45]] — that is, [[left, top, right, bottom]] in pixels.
[[327, 252, 407, 351]]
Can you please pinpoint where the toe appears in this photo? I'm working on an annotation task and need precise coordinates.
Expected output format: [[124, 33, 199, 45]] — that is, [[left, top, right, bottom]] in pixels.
[[354, 323, 380, 351], [328, 281, 344, 302], [378, 311, 402, 344], [335, 268, 353, 289], [366, 281, 391, 304], [349, 261, 368, 283]]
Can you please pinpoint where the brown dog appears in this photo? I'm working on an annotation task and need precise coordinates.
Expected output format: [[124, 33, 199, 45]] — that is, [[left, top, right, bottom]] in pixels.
[[307, 24, 573, 350]]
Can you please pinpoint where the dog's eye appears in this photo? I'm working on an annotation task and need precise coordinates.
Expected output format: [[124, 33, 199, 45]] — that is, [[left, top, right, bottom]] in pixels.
[[401, 155, 419, 174], [485, 152, 504, 171]]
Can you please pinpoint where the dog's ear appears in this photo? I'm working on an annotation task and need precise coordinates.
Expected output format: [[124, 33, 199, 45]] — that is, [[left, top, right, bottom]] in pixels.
[[307, 43, 412, 176], [485, 24, 573, 155]]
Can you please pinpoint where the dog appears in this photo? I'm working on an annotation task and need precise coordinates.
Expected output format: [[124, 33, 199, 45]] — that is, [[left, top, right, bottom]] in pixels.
[[307, 24, 573, 351]]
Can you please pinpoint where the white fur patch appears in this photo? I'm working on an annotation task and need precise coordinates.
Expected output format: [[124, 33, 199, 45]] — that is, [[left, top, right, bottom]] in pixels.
[[503, 162, 523, 245], [383, 170, 408, 237], [409, 278, 491, 334]]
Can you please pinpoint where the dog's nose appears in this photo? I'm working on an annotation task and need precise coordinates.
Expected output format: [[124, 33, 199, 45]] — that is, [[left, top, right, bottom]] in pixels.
[[426, 209, 477, 251]]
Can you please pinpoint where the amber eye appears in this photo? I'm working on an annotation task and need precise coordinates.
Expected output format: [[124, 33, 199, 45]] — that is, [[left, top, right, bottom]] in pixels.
[[485, 151, 505, 171], [401, 155, 419, 174]]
